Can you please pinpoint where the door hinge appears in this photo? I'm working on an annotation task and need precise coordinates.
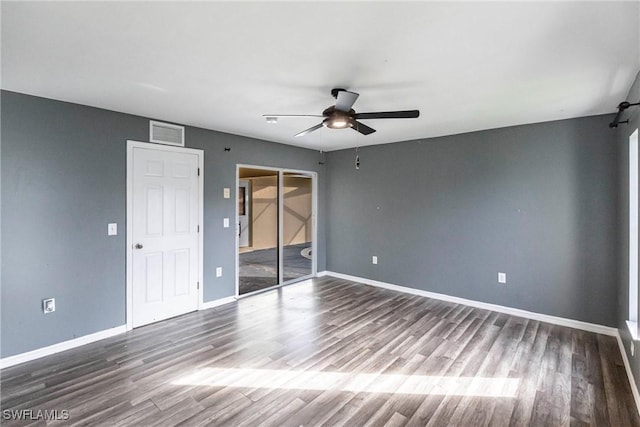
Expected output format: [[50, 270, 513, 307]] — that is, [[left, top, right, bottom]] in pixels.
[[197, 167, 200, 176], [197, 225, 200, 233], [197, 281, 200, 290]]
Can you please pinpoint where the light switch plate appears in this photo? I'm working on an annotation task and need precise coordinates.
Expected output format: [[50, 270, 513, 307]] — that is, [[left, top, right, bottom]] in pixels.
[[223, 188, 230, 199], [108, 223, 117, 236], [498, 272, 507, 284], [216, 267, 223, 277], [43, 298, 55, 313], [223, 218, 230, 228]]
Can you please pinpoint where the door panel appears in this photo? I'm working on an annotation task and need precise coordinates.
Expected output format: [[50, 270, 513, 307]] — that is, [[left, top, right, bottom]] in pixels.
[[144, 252, 163, 302], [146, 186, 164, 236], [175, 188, 190, 233], [237, 172, 278, 294], [283, 173, 313, 282], [171, 249, 190, 296], [132, 147, 199, 327]]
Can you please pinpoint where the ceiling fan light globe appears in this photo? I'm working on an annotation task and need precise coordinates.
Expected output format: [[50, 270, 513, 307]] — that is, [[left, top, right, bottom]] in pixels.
[[323, 115, 354, 130]]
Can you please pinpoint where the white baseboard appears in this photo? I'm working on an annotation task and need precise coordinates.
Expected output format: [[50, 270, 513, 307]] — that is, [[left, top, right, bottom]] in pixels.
[[616, 331, 640, 416], [0, 325, 127, 370], [200, 296, 236, 310], [324, 271, 617, 337], [316, 271, 330, 277]]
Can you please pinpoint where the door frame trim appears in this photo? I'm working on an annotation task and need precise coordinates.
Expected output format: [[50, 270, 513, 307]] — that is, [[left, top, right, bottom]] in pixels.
[[238, 179, 251, 248], [126, 140, 204, 331], [235, 164, 318, 297]]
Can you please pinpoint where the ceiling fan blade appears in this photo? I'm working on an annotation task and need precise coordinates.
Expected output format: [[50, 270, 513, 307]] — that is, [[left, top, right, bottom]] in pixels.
[[335, 90, 359, 112], [353, 121, 376, 135], [354, 110, 420, 120], [263, 114, 324, 118], [294, 123, 324, 137]]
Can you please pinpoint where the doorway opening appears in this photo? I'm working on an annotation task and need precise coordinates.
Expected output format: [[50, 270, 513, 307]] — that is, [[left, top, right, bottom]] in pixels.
[[236, 166, 316, 296]]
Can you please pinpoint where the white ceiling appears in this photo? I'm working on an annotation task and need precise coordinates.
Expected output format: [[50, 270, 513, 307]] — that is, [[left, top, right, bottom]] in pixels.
[[2, 1, 639, 151]]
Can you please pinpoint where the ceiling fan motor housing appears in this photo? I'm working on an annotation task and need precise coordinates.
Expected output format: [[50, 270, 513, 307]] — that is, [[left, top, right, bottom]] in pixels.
[[322, 106, 355, 129]]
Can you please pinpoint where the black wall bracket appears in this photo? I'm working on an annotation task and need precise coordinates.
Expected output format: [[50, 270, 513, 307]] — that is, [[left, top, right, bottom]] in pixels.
[[609, 101, 640, 128]]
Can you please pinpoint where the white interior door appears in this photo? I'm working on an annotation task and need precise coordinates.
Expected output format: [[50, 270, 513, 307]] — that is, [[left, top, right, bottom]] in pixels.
[[238, 180, 250, 248], [131, 146, 200, 327]]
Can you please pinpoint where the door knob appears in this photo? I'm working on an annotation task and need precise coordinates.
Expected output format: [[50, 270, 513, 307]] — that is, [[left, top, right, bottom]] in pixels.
[[135, 243, 143, 249]]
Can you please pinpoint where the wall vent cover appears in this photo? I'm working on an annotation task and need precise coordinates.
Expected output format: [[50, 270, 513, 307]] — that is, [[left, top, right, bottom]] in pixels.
[[149, 120, 185, 147]]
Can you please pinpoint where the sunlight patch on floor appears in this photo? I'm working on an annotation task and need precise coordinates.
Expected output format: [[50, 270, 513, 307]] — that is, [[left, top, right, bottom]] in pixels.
[[171, 367, 520, 397]]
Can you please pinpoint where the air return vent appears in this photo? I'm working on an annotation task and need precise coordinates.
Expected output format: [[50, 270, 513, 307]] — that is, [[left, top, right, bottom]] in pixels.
[[149, 120, 185, 147]]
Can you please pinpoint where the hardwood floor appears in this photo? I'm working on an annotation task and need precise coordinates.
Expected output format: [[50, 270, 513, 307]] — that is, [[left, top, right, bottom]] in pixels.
[[1, 277, 638, 426]]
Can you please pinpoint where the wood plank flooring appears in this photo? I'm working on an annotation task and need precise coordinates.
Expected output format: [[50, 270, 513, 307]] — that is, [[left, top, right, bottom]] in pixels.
[[1, 277, 638, 426]]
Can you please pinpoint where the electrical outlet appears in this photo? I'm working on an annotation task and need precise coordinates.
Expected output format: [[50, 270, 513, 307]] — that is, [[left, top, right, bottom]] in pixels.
[[498, 272, 507, 284], [43, 298, 55, 314], [223, 218, 230, 228], [372, 256, 378, 265], [216, 267, 223, 277], [223, 188, 230, 199]]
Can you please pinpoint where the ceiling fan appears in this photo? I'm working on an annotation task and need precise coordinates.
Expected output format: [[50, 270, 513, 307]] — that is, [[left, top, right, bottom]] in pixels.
[[264, 88, 420, 137]]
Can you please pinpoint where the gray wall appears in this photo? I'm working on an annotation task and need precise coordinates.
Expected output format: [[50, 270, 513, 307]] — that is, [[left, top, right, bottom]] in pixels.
[[326, 114, 618, 327], [617, 70, 640, 394], [1, 91, 326, 358], [0, 88, 627, 360]]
